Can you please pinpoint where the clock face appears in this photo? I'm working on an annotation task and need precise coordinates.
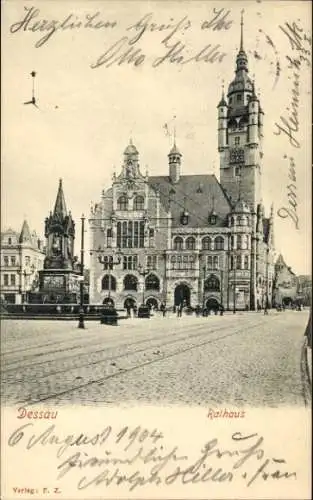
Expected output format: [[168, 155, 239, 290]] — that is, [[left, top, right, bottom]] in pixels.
[[230, 148, 245, 164]]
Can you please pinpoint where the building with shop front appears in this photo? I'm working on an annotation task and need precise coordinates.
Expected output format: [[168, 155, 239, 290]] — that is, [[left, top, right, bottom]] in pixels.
[[0, 221, 45, 304], [89, 16, 275, 311]]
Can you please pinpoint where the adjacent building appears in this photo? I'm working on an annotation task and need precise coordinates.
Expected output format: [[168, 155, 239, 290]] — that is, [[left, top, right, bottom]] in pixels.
[[89, 15, 275, 311], [273, 254, 299, 306], [0, 221, 45, 304]]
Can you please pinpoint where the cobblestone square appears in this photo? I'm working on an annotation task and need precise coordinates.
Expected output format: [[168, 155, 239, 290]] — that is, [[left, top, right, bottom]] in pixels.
[[1, 310, 311, 407]]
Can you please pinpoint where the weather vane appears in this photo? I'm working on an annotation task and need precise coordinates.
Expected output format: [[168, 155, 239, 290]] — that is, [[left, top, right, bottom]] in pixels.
[[24, 71, 38, 108]]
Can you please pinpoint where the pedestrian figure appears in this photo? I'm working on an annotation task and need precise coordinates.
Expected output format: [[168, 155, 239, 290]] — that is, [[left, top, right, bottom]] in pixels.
[[126, 306, 131, 318], [220, 304, 224, 316], [160, 302, 166, 317], [177, 303, 183, 317], [264, 307, 268, 315]]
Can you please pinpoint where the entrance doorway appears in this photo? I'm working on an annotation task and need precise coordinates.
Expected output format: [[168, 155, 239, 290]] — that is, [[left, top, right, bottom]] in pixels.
[[146, 297, 159, 310], [282, 297, 293, 307], [103, 297, 114, 307], [174, 284, 190, 307], [124, 297, 137, 310], [205, 297, 220, 312]]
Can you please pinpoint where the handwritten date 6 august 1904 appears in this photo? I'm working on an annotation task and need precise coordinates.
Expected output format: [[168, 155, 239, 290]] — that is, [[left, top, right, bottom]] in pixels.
[[8, 422, 297, 492]]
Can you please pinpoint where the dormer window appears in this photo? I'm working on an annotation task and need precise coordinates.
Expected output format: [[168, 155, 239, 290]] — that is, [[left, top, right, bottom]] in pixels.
[[8, 238, 12, 245], [208, 214, 217, 225], [181, 211, 189, 225], [237, 94, 242, 102]]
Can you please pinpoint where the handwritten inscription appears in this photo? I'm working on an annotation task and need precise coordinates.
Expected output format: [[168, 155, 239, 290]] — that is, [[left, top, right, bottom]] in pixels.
[[90, 9, 231, 69], [8, 423, 297, 492], [277, 156, 299, 229], [9, 7, 232, 69], [9, 6, 117, 47], [273, 21, 311, 148]]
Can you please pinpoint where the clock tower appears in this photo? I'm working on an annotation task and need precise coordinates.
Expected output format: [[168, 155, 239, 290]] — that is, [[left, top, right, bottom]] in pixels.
[[218, 11, 264, 213]]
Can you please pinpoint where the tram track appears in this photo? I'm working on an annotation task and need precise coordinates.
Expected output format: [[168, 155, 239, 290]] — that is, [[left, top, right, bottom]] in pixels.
[[17, 319, 266, 406], [1, 318, 234, 374]]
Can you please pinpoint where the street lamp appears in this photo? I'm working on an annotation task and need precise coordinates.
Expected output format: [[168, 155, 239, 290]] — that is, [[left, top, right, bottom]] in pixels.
[[138, 263, 150, 306], [202, 265, 207, 310], [265, 247, 270, 312], [233, 252, 238, 314], [78, 214, 85, 329], [98, 249, 122, 302]]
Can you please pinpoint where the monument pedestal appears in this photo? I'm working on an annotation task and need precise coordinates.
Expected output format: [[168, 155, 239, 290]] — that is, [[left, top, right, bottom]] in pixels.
[[28, 269, 80, 304]]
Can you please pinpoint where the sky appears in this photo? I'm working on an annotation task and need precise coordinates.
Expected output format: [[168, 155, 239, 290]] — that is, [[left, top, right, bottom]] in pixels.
[[1, 0, 311, 275]]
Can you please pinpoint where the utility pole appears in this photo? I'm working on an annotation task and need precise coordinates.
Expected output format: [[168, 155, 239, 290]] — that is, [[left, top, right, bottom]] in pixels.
[[78, 214, 85, 329]]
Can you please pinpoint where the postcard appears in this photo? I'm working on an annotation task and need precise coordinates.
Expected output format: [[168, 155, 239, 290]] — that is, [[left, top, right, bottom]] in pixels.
[[1, 0, 311, 499]]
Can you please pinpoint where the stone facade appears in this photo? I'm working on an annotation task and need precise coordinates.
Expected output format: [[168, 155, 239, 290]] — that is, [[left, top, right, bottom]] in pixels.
[[89, 17, 275, 311]]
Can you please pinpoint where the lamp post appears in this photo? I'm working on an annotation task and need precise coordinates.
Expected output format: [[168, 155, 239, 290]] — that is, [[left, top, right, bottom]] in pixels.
[[78, 214, 85, 329], [138, 263, 150, 306], [220, 268, 224, 309], [233, 252, 237, 314], [265, 247, 269, 312], [202, 265, 206, 310], [98, 249, 122, 302]]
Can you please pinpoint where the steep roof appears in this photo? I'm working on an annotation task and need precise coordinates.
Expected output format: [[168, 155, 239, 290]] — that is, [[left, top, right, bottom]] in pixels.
[[19, 220, 32, 243], [149, 174, 232, 228], [53, 179, 67, 217]]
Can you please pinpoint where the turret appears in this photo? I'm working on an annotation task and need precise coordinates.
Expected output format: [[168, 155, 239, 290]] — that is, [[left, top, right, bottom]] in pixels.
[[248, 82, 259, 145], [217, 89, 228, 151], [168, 142, 182, 184], [123, 139, 139, 178]]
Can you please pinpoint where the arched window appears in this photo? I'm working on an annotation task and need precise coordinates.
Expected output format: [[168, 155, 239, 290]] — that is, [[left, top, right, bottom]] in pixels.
[[107, 228, 112, 247], [134, 195, 144, 210], [8, 238, 12, 245], [214, 236, 224, 250], [101, 275, 116, 291], [236, 255, 242, 269], [123, 274, 138, 291], [204, 275, 220, 292], [173, 237, 183, 250], [145, 273, 160, 291], [230, 216, 235, 226], [186, 237, 195, 250], [237, 235, 242, 249], [202, 237, 211, 250], [117, 196, 128, 211]]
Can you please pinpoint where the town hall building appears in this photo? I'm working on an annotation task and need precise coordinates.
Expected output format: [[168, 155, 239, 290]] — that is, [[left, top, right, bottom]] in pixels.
[[89, 16, 275, 311]]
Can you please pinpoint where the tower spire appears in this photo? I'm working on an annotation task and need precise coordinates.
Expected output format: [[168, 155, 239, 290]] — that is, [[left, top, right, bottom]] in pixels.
[[240, 9, 244, 51], [53, 178, 67, 217]]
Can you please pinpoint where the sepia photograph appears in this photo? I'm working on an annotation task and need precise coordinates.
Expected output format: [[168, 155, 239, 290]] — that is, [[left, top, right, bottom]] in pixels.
[[1, 0, 311, 498]]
